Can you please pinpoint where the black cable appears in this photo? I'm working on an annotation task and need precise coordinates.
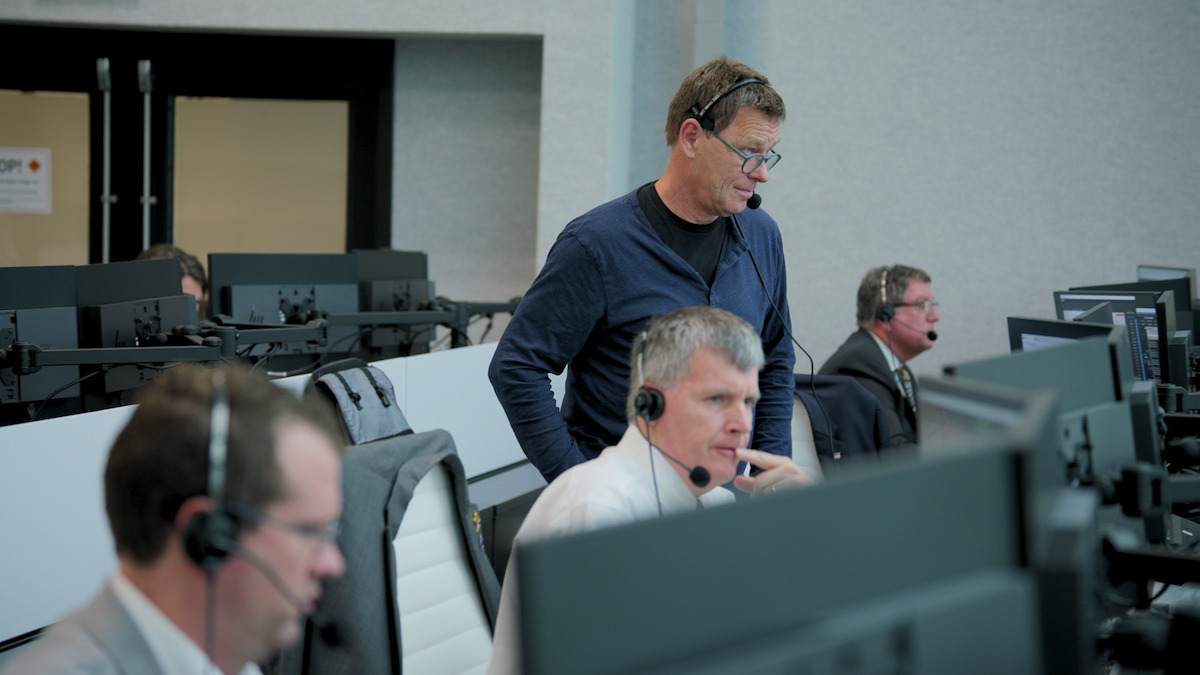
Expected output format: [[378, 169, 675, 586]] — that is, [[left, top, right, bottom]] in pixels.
[[204, 567, 218, 675], [428, 315, 487, 351], [730, 212, 837, 463], [28, 369, 103, 422], [478, 315, 497, 343], [28, 360, 193, 422], [637, 414, 665, 518]]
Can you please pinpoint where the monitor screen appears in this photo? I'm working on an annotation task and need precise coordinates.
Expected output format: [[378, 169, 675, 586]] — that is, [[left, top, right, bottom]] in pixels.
[[1053, 290, 1162, 382]]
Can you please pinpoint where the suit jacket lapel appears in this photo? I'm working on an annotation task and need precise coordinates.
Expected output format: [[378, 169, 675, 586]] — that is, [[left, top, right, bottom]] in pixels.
[[77, 585, 168, 675]]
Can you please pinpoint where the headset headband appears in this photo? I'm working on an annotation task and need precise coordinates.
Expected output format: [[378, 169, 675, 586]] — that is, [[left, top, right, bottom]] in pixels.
[[690, 78, 764, 131]]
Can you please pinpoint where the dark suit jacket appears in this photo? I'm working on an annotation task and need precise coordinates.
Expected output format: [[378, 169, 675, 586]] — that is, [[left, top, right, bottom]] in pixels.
[[1, 584, 166, 674], [819, 328, 917, 450], [794, 373, 891, 472]]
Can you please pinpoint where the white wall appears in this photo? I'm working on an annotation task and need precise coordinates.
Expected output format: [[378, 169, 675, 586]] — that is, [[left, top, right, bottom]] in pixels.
[[2, 0, 1197, 392], [391, 36, 544, 345], [7, 1, 1194, 376], [750, 1, 1200, 377]]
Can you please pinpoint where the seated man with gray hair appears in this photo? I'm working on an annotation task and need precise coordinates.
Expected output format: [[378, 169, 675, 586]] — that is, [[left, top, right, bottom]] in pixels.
[[486, 305, 812, 675]]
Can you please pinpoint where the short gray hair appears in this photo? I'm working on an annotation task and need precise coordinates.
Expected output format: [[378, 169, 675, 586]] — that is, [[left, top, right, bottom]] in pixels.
[[626, 306, 765, 423]]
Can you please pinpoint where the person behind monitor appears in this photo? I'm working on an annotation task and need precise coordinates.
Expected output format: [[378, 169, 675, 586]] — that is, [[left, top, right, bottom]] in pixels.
[[486, 306, 813, 675], [2, 364, 346, 675], [488, 55, 795, 484], [819, 264, 940, 450], [136, 243, 210, 319]]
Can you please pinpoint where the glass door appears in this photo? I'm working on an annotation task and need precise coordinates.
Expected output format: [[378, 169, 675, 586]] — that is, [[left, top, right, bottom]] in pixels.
[[0, 89, 91, 267], [0, 24, 394, 268], [172, 96, 349, 267]]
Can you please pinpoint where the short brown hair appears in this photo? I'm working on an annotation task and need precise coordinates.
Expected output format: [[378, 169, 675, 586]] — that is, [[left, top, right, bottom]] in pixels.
[[665, 56, 786, 147], [857, 264, 933, 327], [105, 364, 342, 565]]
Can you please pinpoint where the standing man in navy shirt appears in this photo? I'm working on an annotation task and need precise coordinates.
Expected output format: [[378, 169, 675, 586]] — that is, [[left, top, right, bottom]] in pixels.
[[489, 55, 795, 483]]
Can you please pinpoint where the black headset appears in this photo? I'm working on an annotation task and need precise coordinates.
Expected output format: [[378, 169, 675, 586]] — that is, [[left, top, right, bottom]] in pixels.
[[689, 77, 764, 132], [633, 334, 665, 422], [183, 368, 239, 569], [876, 266, 896, 323]]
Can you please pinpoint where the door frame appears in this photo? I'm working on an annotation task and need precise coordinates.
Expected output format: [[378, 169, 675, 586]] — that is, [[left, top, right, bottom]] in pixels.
[[0, 23, 394, 262]]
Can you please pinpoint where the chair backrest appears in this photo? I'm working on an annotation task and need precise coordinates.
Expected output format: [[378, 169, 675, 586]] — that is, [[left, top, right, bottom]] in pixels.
[[790, 396, 823, 480], [265, 429, 501, 675], [793, 373, 892, 472], [393, 464, 493, 673]]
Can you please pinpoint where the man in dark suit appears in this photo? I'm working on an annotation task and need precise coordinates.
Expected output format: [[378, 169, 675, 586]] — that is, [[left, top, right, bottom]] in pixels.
[[2, 365, 346, 675], [819, 264, 939, 450]]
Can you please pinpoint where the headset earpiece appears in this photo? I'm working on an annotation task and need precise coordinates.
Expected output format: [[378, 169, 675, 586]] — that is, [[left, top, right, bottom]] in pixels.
[[184, 510, 239, 566], [876, 267, 895, 322], [634, 386, 665, 422], [633, 333, 666, 422]]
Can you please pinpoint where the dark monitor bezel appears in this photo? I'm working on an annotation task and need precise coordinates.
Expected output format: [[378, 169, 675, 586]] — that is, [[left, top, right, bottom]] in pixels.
[[1137, 264, 1195, 296], [74, 258, 184, 310], [1070, 278, 1192, 314], [1006, 315, 1116, 354], [0, 265, 77, 310], [207, 253, 359, 317], [353, 249, 428, 282]]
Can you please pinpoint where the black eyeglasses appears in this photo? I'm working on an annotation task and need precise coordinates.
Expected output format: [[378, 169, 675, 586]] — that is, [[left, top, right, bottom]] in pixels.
[[893, 300, 939, 314], [225, 501, 340, 544], [710, 129, 782, 175]]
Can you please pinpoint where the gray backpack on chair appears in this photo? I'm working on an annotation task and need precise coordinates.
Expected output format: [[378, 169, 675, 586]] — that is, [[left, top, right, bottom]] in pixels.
[[309, 357, 412, 445]]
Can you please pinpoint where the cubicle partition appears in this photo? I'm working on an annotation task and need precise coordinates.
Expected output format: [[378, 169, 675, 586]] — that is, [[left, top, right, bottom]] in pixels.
[[0, 343, 548, 649]]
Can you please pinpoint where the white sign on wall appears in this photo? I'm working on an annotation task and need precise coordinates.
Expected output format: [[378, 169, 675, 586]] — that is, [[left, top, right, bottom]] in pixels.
[[0, 147, 52, 214]]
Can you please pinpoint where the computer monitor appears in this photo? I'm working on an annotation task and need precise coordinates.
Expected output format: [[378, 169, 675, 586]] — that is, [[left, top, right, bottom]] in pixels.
[[1007, 316, 1117, 354], [1072, 278, 1192, 314], [74, 259, 200, 401], [353, 249, 436, 357], [946, 336, 1139, 486], [1053, 289, 1162, 382], [517, 422, 1083, 674], [0, 265, 82, 424], [919, 375, 1056, 451], [76, 259, 197, 348], [208, 253, 359, 366], [1007, 316, 1137, 400], [1073, 277, 1197, 337], [1071, 302, 1113, 324], [1137, 264, 1195, 291]]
